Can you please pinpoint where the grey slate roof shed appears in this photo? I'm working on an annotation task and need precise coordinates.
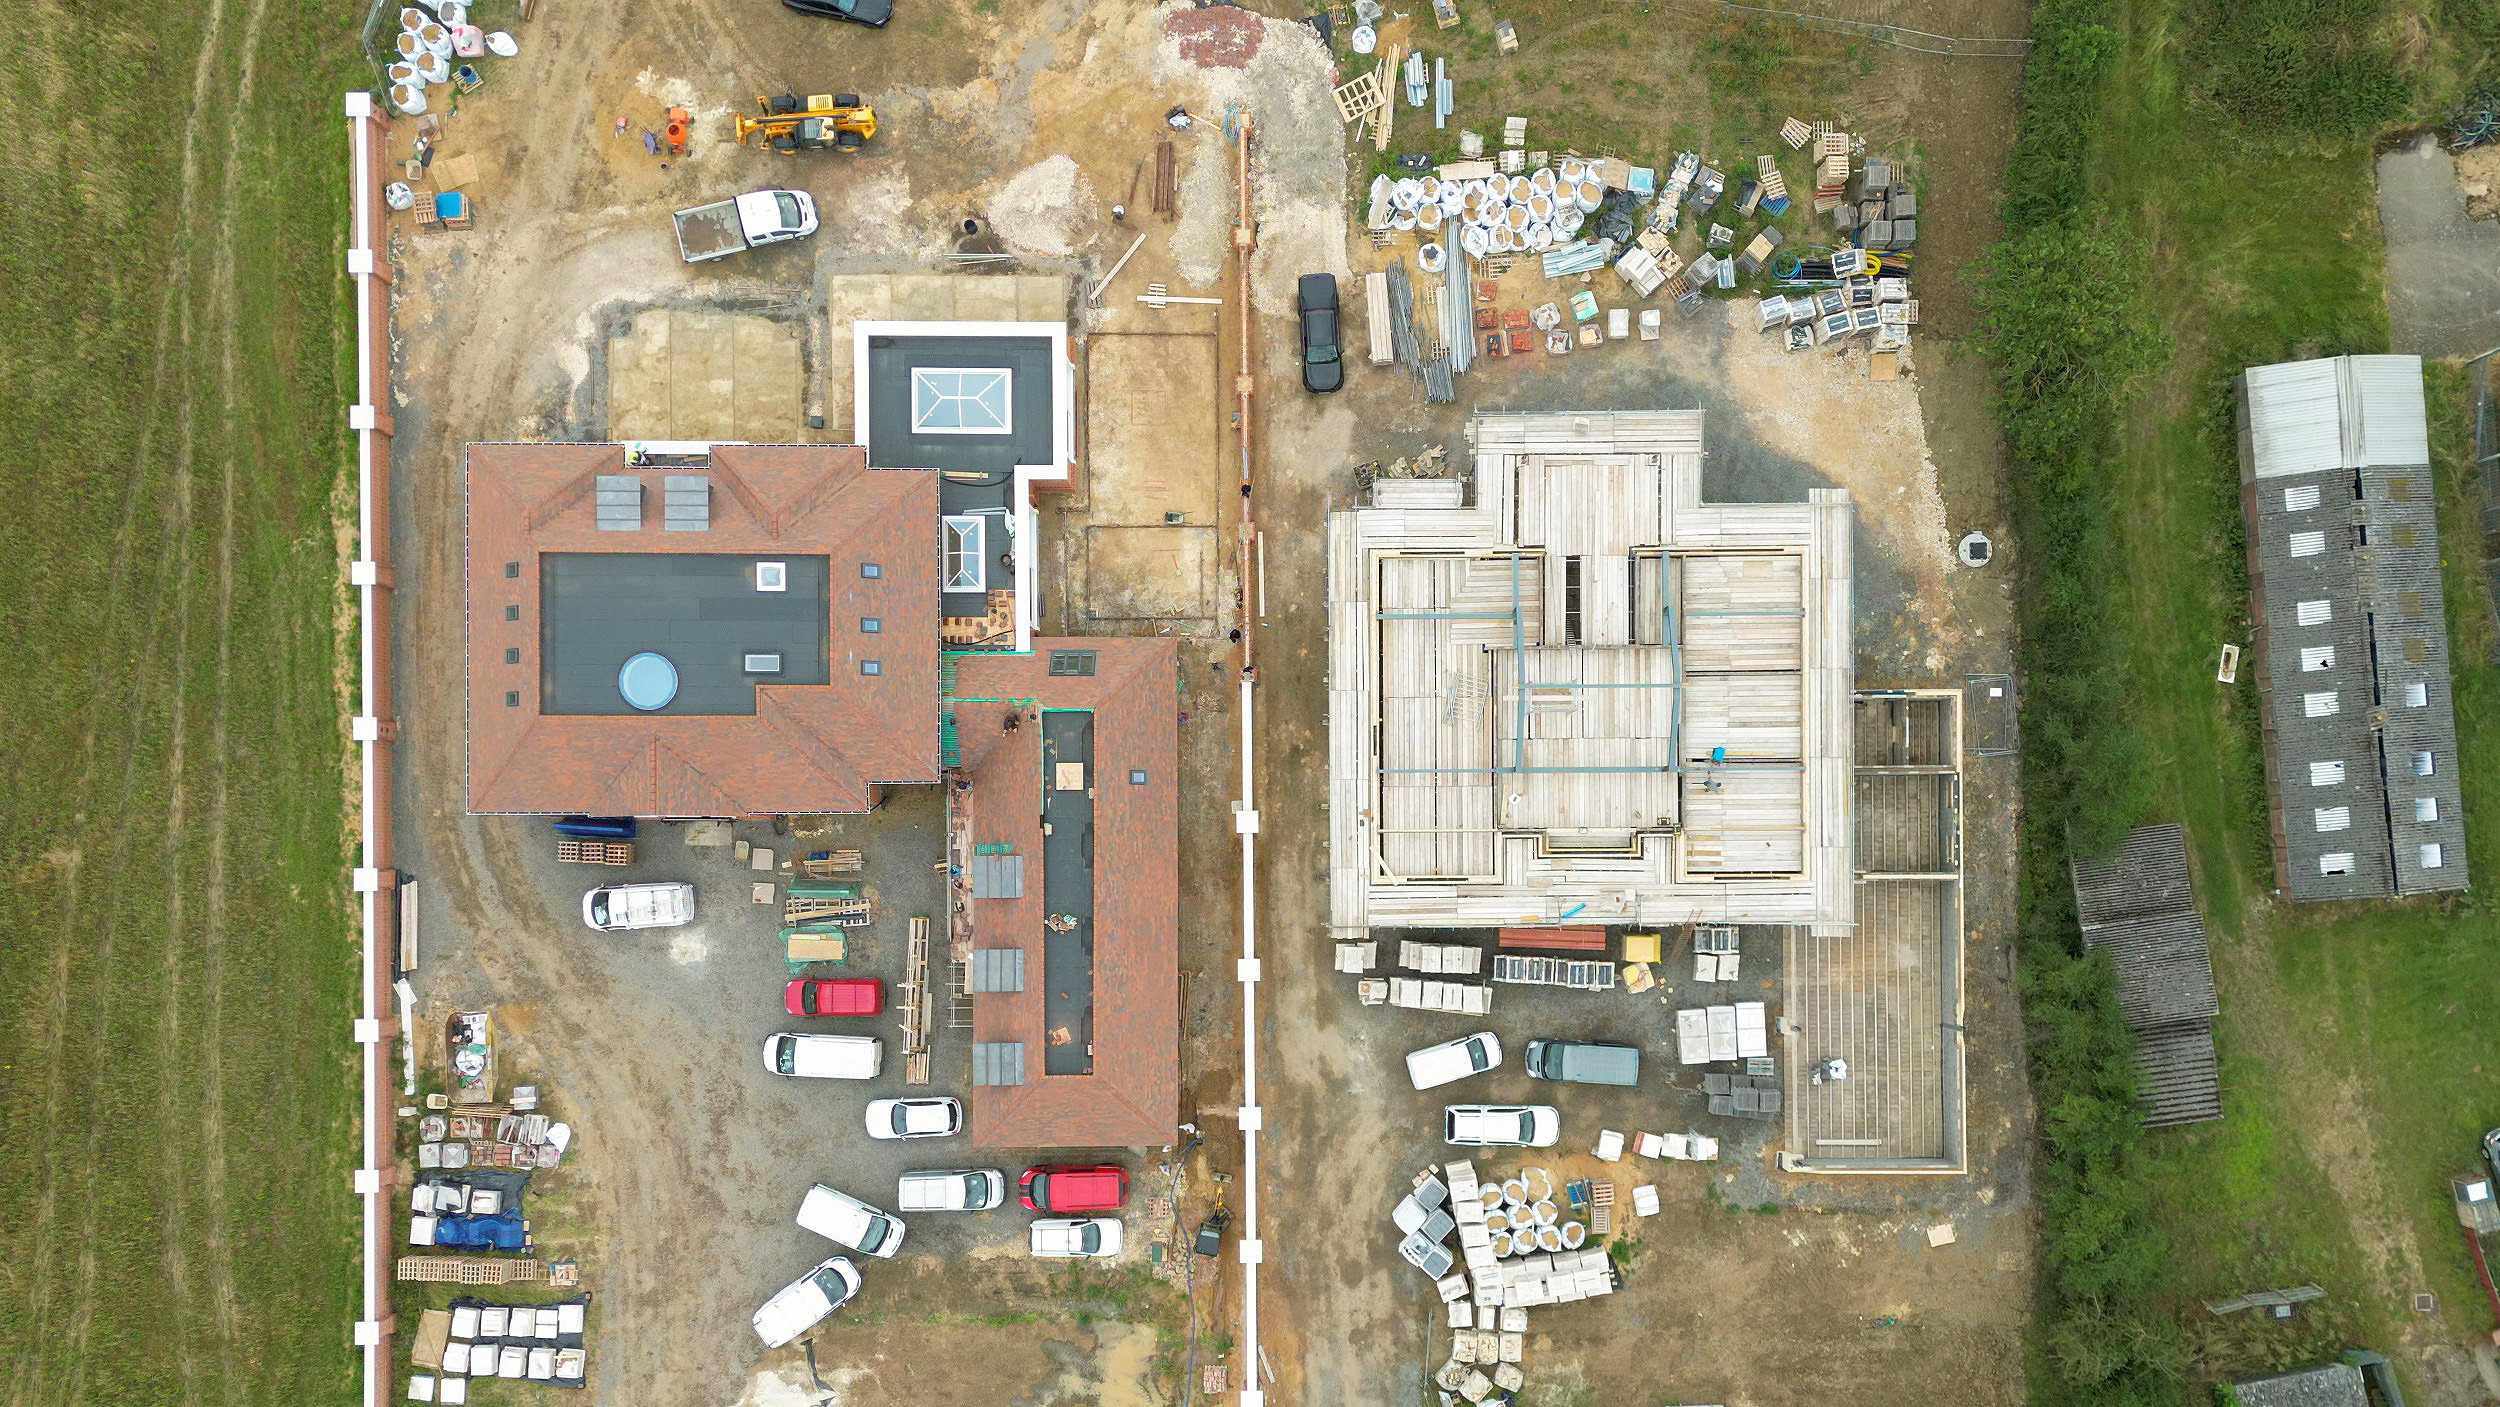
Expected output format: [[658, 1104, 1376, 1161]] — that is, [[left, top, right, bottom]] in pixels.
[[2070, 824, 2222, 1127], [2228, 1363, 2369, 1407], [2237, 354, 2467, 901]]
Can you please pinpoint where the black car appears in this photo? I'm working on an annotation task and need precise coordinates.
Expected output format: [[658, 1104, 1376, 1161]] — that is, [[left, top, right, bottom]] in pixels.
[[780, 0, 893, 26], [1296, 272, 1343, 393]]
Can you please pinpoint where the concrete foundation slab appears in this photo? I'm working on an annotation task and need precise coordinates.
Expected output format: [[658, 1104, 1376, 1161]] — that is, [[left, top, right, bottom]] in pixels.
[[2376, 134, 2500, 357], [604, 309, 803, 442]]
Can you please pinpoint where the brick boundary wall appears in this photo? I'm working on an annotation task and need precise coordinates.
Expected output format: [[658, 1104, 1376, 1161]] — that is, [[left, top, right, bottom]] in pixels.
[[343, 90, 400, 1407]]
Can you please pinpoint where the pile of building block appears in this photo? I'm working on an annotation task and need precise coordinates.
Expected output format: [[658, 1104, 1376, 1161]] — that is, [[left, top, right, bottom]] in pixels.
[[1675, 1001, 1770, 1063]]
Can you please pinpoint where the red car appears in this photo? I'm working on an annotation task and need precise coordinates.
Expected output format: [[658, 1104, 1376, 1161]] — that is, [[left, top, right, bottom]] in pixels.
[[783, 978, 884, 1018], [1019, 1164, 1128, 1213]]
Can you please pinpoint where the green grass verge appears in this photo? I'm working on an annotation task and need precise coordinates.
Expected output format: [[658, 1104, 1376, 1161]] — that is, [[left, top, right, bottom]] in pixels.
[[1989, 0, 2500, 1392], [0, 5, 366, 1403]]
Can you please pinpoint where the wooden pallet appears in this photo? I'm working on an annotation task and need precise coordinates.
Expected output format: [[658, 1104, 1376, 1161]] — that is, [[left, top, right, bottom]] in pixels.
[[900, 916, 933, 1085], [785, 895, 871, 925], [801, 849, 863, 878], [1334, 70, 1383, 125], [396, 1256, 546, 1285], [556, 839, 634, 866], [1589, 1180, 1614, 1235]]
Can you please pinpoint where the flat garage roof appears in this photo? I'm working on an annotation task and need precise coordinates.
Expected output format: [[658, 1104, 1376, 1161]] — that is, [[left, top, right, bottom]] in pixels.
[[541, 553, 829, 715]]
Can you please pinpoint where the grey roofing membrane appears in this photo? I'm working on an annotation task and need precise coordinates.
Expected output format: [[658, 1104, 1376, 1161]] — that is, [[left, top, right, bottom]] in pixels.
[[2239, 359, 2468, 900], [539, 553, 829, 716], [1040, 709, 1095, 1078], [861, 334, 1049, 617]]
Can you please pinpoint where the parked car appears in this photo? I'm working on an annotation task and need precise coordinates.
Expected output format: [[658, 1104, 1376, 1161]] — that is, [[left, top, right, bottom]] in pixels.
[[796, 1183, 905, 1259], [1019, 1163, 1128, 1213], [1397, 1230, 1454, 1277], [1405, 1031, 1503, 1090], [865, 1096, 962, 1140], [784, 977, 884, 1018], [1522, 1038, 1642, 1087], [761, 1032, 884, 1080], [1029, 1218, 1123, 1259], [1296, 273, 1344, 393], [2484, 1126, 2500, 1183], [1443, 1104, 1561, 1148], [751, 1254, 861, 1348], [778, 0, 893, 26], [898, 1168, 1007, 1212], [581, 881, 695, 931]]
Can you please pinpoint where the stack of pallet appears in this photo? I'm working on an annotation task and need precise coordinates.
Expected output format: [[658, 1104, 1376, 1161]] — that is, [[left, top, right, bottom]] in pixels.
[[1813, 130, 1851, 213], [1755, 153, 1790, 214], [555, 839, 633, 866], [1780, 116, 1813, 149]]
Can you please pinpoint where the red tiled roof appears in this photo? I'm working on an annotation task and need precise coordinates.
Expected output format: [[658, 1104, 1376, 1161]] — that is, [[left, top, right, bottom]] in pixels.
[[464, 443, 941, 816], [953, 639, 1179, 1150]]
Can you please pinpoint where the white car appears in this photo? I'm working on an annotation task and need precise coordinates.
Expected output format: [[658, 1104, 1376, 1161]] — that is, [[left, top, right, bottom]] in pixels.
[[751, 1254, 860, 1348], [1030, 1217, 1123, 1259], [796, 1183, 905, 1259], [898, 1168, 1007, 1212], [1405, 1031, 1503, 1090], [581, 882, 695, 931], [1443, 1104, 1560, 1148], [865, 1097, 963, 1140]]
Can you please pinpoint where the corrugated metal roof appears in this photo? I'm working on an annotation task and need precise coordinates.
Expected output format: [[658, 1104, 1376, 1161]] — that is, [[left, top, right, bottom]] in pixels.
[[2346, 354, 2429, 467], [2238, 353, 2428, 480], [2241, 359, 2346, 479]]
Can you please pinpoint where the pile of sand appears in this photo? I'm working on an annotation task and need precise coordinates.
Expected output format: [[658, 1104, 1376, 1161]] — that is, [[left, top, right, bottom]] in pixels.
[[988, 154, 1096, 259]]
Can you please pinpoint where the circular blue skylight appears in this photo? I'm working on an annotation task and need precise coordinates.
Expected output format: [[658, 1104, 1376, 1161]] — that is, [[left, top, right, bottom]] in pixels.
[[619, 652, 679, 711]]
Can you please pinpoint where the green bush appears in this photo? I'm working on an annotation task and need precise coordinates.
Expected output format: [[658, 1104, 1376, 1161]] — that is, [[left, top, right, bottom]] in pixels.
[[2185, 0, 2408, 138], [1983, 0, 2188, 1400]]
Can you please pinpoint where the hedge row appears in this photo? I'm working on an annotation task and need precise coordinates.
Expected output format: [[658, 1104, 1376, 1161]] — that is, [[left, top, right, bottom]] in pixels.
[[1978, 0, 2184, 1401]]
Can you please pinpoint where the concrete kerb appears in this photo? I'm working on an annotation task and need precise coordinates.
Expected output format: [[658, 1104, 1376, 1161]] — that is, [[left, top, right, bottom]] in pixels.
[[345, 89, 401, 1407]]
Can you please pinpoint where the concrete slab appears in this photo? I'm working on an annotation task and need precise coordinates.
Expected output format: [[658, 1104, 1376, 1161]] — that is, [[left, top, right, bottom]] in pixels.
[[604, 309, 804, 442], [1084, 333, 1221, 525], [2376, 134, 2500, 357], [888, 274, 960, 320], [675, 314, 735, 441], [1081, 525, 1214, 619], [731, 318, 801, 435]]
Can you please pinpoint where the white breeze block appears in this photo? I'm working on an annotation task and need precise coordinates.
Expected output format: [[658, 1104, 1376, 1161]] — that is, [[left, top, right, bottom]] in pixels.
[[1593, 1129, 1624, 1162], [1449, 1301, 1474, 1329], [1437, 1273, 1471, 1303], [1633, 1185, 1662, 1216], [1708, 1006, 1739, 1060], [1637, 1132, 1664, 1159], [408, 1374, 436, 1403], [1676, 1008, 1709, 1064], [1452, 1334, 1478, 1365], [436, 1377, 467, 1405], [441, 1345, 471, 1377]]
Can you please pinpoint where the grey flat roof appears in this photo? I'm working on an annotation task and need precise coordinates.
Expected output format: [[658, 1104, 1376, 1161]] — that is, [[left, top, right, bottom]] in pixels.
[[1040, 709, 1095, 1077], [539, 553, 828, 716]]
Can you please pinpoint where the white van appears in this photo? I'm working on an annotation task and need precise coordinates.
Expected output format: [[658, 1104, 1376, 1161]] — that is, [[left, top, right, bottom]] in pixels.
[[796, 1183, 905, 1259], [761, 1032, 884, 1080], [898, 1168, 1007, 1212], [581, 882, 695, 931], [1405, 1031, 1503, 1090]]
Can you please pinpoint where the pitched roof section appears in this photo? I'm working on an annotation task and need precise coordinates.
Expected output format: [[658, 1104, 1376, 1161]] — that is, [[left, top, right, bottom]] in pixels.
[[950, 639, 1179, 1150], [465, 443, 941, 816], [2237, 355, 2467, 901], [2071, 823, 2222, 1128]]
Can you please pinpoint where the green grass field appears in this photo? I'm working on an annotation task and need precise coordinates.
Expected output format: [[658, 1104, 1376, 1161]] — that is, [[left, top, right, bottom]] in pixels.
[[2069, 0, 2500, 1388], [0, 5, 366, 1403]]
